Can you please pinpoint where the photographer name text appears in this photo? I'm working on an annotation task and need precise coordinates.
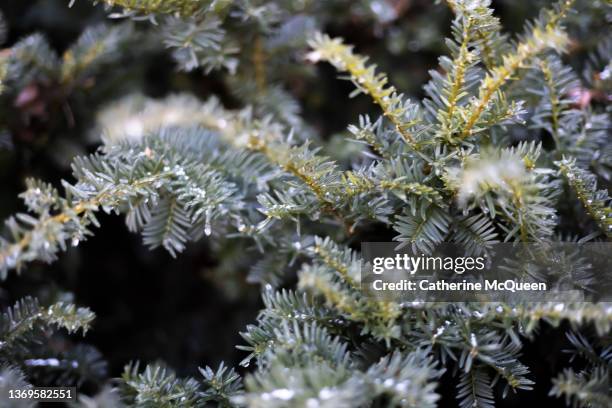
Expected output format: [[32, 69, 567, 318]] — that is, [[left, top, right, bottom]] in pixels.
[[371, 279, 547, 293]]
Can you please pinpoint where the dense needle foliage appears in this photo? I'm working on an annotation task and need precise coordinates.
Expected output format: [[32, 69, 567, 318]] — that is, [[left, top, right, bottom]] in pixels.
[[0, 0, 610, 407]]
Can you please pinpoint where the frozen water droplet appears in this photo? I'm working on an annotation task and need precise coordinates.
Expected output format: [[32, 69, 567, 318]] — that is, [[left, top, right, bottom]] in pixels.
[[71, 237, 80, 247], [204, 208, 212, 236], [269, 388, 294, 400], [306, 398, 320, 408], [433, 326, 445, 339]]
